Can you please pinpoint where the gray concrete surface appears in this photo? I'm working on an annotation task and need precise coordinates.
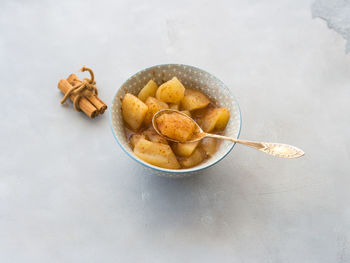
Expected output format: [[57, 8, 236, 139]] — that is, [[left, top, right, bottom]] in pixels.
[[1, 0, 349, 262]]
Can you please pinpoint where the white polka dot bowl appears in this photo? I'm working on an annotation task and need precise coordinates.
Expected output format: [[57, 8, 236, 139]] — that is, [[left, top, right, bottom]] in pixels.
[[109, 64, 241, 178]]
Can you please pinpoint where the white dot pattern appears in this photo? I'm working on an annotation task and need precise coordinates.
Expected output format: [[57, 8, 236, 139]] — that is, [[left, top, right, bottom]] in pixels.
[[110, 64, 241, 178]]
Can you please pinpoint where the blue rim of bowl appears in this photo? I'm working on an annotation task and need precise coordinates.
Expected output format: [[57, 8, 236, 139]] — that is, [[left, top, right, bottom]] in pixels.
[[109, 63, 242, 174]]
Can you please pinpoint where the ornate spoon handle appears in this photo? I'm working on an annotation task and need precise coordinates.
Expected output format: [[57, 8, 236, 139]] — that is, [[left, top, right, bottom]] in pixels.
[[205, 134, 305, 159]]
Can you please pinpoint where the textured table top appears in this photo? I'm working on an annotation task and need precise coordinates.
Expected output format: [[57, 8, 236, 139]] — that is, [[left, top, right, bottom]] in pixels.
[[1, 0, 350, 262]]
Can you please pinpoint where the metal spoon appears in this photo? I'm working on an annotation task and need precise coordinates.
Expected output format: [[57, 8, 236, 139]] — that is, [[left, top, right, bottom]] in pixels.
[[152, 109, 305, 159]]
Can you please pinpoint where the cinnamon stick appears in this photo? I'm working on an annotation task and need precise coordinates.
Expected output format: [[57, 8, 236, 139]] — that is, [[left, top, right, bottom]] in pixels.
[[58, 79, 98, 118], [67, 74, 107, 114]]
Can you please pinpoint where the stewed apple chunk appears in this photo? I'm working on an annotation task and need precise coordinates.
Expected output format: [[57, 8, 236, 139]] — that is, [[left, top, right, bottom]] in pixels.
[[156, 77, 185, 104], [169, 103, 179, 110], [130, 134, 146, 148], [142, 126, 168, 145], [201, 108, 230, 132], [181, 89, 210, 111], [143, 97, 169, 125], [200, 138, 217, 156], [180, 110, 192, 117], [133, 138, 180, 169], [138, 79, 158, 102], [172, 141, 199, 157], [179, 148, 206, 168], [122, 93, 148, 131]]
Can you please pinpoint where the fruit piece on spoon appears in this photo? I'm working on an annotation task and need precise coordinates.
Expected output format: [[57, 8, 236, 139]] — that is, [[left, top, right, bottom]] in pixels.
[[154, 111, 197, 142], [153, 109, 207, 143]]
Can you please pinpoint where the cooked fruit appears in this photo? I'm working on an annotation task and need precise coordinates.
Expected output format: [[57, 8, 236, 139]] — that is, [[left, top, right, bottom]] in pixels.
[[138, 80, 158, 102], [156, 77, 185, 104], [169, 104, 179, 110], [143, 97, 169, 125], [179, 148, 205, 168], [181, 89, 210, 111], [142, 126, 168, 144], [180, 110, 192, 117], [130, 134, 146, 148], [200, 138, 217, 156], [134, 138, 180, 169], [172, 141, 199, 157], [122, 93, 148, 131], [201, 108, 230, 132], [155, 112, 196, 142]]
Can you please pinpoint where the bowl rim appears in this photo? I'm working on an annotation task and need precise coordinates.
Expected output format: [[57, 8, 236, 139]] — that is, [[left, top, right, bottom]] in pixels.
[[109, 63, 242, 174]]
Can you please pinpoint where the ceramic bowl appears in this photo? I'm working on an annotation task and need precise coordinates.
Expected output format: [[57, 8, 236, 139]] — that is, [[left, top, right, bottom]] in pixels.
[[109, 64, 241, 178]]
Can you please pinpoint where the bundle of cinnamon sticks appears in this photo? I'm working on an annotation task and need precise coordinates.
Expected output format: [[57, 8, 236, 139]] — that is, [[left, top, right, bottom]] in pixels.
[[58, 68, 107, 118]]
